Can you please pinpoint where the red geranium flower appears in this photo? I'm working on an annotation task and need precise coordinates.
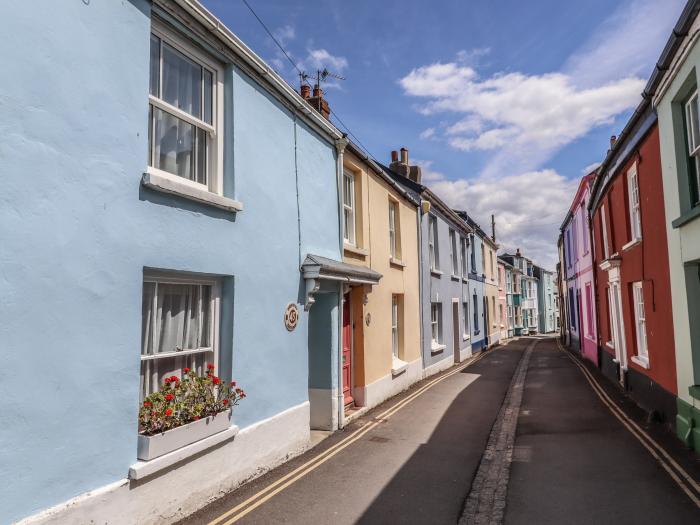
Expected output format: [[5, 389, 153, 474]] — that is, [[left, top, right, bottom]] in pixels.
[[240, 392, 246, 398], [164, 377, 171, 384], [235, 388, 242, 394], [143, 401, 152, 407], [170, 375, 179, 382], [165, 408, 173, 416], [165, 393, 174, 401], [183, 367, 190, 373], [212, 376, 220, 385], [230, 381, 236, 387], [222, 399, 229, 406], [207, 363, 215, 370]]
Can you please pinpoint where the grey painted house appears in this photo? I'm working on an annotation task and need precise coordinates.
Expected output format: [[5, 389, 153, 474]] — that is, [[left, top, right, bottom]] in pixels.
[[384, 151, 476, 378]]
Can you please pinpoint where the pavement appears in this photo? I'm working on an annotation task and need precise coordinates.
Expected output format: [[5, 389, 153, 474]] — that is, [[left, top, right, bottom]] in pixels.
[[179, 337, 700, 525]]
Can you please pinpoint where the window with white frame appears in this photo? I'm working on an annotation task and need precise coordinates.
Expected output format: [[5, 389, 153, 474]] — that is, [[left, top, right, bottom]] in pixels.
[[141, 274, 220, 400], [632, 282, 648, 361], [481, 241, 486, 274], [581, 204, 589, 254], [449, 229, 458, 275], [470, 234, 476, 273], [389, 200, 400, 259], [391, 295, 401, 358], [149, 28, 222, 190], [499, 304, 504, 326], [461, 236, 468, 277], [506, 271, 512, 293], [601, 204, 610, 259], [684, 90, 700, 206], [463, 301, 469, 337], [627, 165, 642, 241], [489, 251, 494, 279], [430, 302, 443, 347], [429, 216, 439, 271], [473, 294, 479, 332], [492, 297, 496, 326], [343, 170, 356, 245]]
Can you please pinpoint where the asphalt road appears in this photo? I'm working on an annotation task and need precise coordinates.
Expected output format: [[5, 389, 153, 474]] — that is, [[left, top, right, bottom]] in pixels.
[[180, 338, 700, 525]]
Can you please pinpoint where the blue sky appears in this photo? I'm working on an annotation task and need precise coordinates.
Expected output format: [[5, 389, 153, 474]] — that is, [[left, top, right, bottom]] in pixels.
[[202, 0, 685, 268]]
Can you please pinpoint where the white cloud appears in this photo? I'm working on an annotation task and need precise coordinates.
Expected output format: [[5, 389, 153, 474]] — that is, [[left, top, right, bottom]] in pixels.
[[304, 48, 349, 72], [419, 127, 436, 140], [400, 65, 644, 164], [426, 169, 577, 269], [273, 25, 296, 46]]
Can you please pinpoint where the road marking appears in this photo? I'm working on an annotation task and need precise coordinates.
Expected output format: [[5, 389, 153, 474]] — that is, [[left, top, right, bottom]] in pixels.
[[207, 348, 495, 525], [459, 339, 537, 525], [557, 340, 700, 508]]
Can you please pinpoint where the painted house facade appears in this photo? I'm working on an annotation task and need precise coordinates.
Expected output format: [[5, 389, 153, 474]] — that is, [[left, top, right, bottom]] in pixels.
[[501, 250, 538, 335], [535, 266, 557, 334], [590, 103, 678, 426], [338, 143, 422, 413], [386, 152, 477, 377], [0, 1, 364, 523], [482, 232, 501, 346], [498, 260, 509, 340], [500, 257, 517, 338], [561, 172, 598, 364], [652, 0, 700, 450]]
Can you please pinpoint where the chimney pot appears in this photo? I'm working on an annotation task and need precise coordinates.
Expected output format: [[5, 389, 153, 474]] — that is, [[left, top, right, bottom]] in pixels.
[[300, 85, 310, 99], [313, 84, 322, 98], [400, 147, 408, 164], [391, 150, 399, 162], [610, 135, 617, 148]]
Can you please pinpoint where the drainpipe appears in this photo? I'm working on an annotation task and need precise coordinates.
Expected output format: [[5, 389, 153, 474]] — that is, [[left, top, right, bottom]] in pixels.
[[334, 136, 349, 429]]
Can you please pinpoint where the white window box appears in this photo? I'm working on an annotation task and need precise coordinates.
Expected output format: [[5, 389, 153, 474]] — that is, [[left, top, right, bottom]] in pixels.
[[391, 356, 409, 377], [631, 355, 650, 369], [142, 169, 243, 213], [137, 409, 233, 461]]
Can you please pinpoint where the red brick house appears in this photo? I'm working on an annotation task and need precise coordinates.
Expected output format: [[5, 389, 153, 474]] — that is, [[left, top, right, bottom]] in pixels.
[[589, 99, 678, 423]]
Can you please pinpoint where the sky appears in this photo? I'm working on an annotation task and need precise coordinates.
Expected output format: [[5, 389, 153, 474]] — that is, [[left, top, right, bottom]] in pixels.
[[201, 0, 685, 269]]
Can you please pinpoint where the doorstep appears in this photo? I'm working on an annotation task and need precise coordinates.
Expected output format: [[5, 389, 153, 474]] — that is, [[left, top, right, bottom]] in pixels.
[[344, 404, 371, 425]]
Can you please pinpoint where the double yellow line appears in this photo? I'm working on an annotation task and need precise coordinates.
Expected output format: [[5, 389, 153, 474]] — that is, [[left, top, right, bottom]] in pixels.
[[557, 340, 700, 508], [208, 350, 491, 525]]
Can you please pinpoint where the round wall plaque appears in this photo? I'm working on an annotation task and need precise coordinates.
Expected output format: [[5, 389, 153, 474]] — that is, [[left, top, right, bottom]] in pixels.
[[284, 303, 300, 331]]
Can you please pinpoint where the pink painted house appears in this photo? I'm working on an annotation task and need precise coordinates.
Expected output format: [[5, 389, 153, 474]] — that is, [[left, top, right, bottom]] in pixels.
[[561, 171, 598, 365]]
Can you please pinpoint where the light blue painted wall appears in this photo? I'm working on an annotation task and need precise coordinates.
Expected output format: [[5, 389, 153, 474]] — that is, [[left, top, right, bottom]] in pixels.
[[420, 209, 473, 368], [0, 2, 340, 522], [469, 233, 486, 351]]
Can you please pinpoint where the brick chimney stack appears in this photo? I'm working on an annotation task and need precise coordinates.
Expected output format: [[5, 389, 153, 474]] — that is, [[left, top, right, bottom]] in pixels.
[[389, 147, 422, 184], [304, 84, 330, 120]]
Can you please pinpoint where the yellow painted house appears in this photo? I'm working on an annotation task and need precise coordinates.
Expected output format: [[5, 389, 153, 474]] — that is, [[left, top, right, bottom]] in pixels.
[[340, 143, 422, 412]]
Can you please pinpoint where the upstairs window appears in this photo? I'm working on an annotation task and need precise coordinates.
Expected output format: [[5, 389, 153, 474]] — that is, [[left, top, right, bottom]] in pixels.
[[684, 91, 700, 206], [481, 242, 485, 274], [581, 204, 589, 254], [470, 235, 476, 273], [627, 165, 642, 241], [343, 170, 356, 245], [473, 294, 479, 332], [449, 229, 458, 275], [429, 216, 440, 271], [460, 237, 468, 277], [149, 29, 221, 190], [141, 274, 220, 400], [601, 204, 610, 259], [389, 200, 400, 259]]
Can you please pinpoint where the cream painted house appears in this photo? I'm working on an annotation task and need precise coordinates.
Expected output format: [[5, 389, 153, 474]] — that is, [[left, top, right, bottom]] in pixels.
[[482, 235, 501, 346], [340, 143, 422, 412]]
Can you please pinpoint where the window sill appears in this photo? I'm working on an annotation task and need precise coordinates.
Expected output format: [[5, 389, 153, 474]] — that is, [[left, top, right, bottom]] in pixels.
[[463, 334, 470, 341], [142, 170, 243, 213], [430, 343, 446, 355], [344, 244, 369, 257], [630, 355, 650, 369], [622, 238, 642, 252], [128, 425, 239, 480], [451, 274, 461, 282], [462, 277, 469, 283], [672, 205, 700, 229], [390, 258, 406, 268], [606, 341, 615, 350], [391, 356, 409, 377], [430, 269, 443, 277]]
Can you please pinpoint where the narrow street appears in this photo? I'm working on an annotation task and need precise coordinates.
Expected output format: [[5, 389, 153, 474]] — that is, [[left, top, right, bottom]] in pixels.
[[180, 338, 700, 525]]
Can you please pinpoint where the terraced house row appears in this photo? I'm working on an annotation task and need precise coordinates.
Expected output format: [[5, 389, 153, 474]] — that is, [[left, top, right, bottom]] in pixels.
[[557, 0, 700, 456], [0, 2, 558, 524]]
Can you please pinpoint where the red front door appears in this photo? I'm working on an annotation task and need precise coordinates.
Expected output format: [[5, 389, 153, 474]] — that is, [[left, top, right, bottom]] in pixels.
[[342, 292, 353, 406]]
